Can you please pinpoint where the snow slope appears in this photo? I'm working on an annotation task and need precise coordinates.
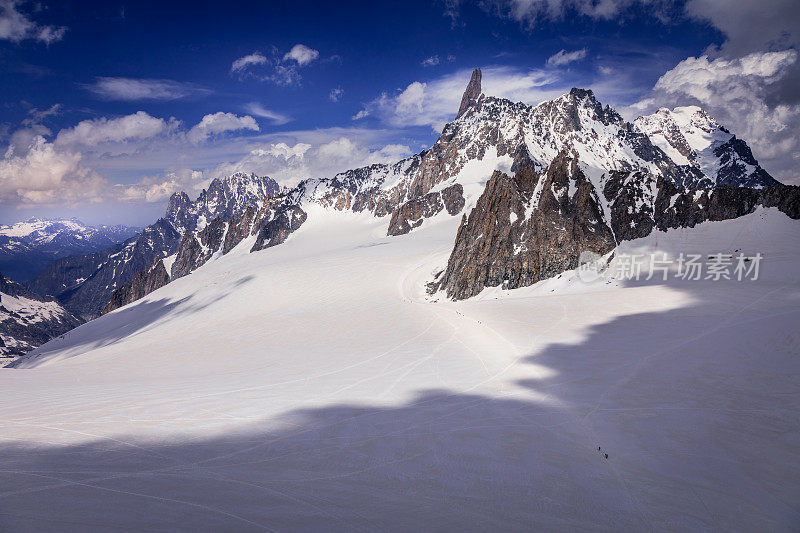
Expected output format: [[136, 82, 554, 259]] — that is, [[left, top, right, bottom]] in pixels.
[[1, 207, 799, 530]]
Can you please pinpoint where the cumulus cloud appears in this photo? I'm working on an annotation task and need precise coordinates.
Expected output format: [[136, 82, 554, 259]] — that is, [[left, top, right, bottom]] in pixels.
[[0, 106, 277, 207], [213, 136, 412, 186], [353, 66, 563, 131], [86, 77, 211, 101], [55, 111, 169, 147], [685, 0, 800, 57], [422, 55, 441, 67], [283, 44, 319, 66], [0, 0, 66, 43], [632, 50, 800, 182], [187, 112, 259, 144], [547, 48, 587, 66], [242, 102, 292, 125], [116, 168, 205, 203], [0, 136, 104, 205]]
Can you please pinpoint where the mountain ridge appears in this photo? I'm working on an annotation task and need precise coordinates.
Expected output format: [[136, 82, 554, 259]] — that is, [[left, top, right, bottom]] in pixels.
[[0, 217, 140, 282], [23, 70, 796, 324]]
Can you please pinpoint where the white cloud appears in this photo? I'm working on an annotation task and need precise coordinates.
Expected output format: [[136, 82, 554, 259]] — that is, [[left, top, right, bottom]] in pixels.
[[187, 112, 260, 144], [395, 82, 426, 117], [283, 44, 319, 66], [685, 0, 800, 56], [231, 52, 268, 73], [270, 64, 301, 86], [479, 0, 648, 24], [632, 49, 800, 183], [242, 103, 292, 125], [86, 77, 210, 101], [422, 55, 441, 67], [116, 169, 205, 203], [547, 48, 587, 66], [329, 87, 344, 102], [353, 66, 563, 131], [55, 112, 169, 147], [0, 136, 105, 205], [23, 104, 61, 126], [231, 45, 323, 86], [212, 135, 412, 186], [0, 0, 66, 43]]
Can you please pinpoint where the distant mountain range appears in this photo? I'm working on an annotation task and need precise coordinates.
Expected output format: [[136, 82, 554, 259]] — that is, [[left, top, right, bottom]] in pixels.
[[27, 173, 279, 320], [7, 69, 798, 358], [0, 273, 81, 365], [0, 218, 140, 282]]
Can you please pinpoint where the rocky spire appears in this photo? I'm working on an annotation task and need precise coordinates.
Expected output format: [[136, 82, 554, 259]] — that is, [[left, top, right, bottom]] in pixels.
[[456, 68, 482, 119]]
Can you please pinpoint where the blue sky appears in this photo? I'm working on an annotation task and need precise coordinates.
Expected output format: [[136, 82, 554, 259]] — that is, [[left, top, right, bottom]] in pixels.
[[0, 0, 797, 226]]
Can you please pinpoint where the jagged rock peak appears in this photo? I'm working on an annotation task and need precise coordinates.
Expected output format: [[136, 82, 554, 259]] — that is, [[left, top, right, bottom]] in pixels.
[[568, 87, 596, 101], [456, 68, 482, 119]]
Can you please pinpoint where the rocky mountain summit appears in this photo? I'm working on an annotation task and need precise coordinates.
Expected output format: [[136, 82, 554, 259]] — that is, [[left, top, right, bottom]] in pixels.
[[0, 217, 139, 282], [35, 69, 798, 323], [430, 151, 799, 299], [634, 106, 778, 188], [0, 273, 82, 364], [28, 173, 278, 319]]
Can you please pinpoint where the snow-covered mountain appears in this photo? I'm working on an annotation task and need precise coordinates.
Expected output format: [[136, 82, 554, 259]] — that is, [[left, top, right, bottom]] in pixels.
[[3, 69, 800, 530], [0, 273, 81, 365], [166, 172, 280, 234], [0, 217, 139, 282], [91, 69, 797, 311], [23, 69, 794, 319], [27, 173, 279, 319], [4, 197, 799, 529], [634, 106, 778, 188]]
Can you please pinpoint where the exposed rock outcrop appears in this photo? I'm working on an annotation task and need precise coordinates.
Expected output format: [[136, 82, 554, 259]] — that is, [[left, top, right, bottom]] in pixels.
[[251, 196, 308, 252], [456, 68, 482, 119], [432, 153, 615, 300], [387, 184, 465, 235], [102, 259, 169, 315], [433, 152, 800, 300], [223, 206, 257, 254], [29, 173, 278, 320], [171, 217, 227, 280]]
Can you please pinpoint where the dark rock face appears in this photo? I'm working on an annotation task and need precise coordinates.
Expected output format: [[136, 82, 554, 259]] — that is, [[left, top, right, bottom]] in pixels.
[[714, 137, 779, 188], [0, 273, 82, 362], [434, 153, 615, 300], [251, 199, 308, 252], [27, 173, 277, 320], [102, 259, 169, 315], [603, 171, 659, 242], [170, 233, 204, 280], [165, 173, 279, 234], [387, 184, 465, 236], [171, 217, 228, 280], [435, 152, 800, 300], [223, 207, 256, 254], [456, 68, 482, 120]]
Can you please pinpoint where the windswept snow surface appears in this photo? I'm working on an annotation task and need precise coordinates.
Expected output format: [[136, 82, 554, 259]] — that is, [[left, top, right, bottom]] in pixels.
[[1, 207, 799, 531]]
